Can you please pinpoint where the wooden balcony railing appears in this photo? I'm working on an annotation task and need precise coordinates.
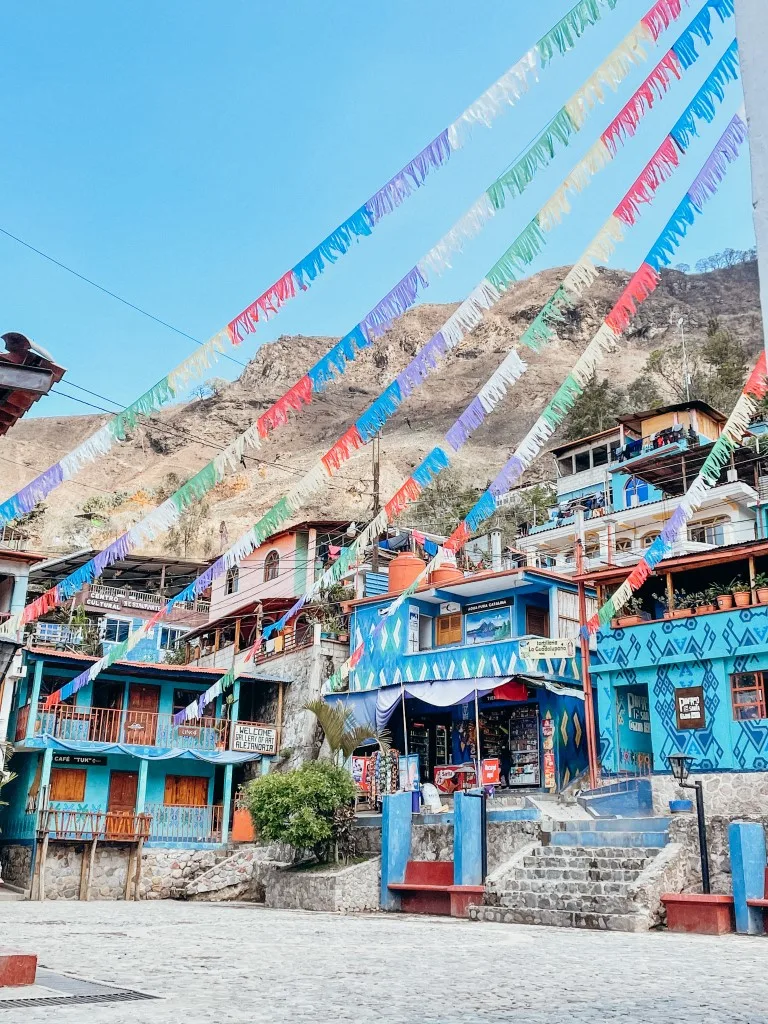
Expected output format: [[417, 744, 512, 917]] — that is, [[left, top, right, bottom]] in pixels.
[[41, 808, 152, 842], [251, 625, 316, 666], [34, 703, 229, 751], [144, 803, 223, 844]]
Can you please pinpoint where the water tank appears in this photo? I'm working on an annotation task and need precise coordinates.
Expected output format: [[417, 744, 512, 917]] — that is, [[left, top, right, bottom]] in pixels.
[[388, 552, 427, 594], [429, 564, 464, 587]]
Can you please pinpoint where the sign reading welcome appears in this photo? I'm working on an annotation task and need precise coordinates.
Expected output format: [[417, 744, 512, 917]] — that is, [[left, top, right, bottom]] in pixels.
[[231, 722, 278, 755]]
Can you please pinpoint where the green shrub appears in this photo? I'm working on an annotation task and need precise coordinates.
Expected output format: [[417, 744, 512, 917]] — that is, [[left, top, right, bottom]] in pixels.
[[244, 760, 356, 862]]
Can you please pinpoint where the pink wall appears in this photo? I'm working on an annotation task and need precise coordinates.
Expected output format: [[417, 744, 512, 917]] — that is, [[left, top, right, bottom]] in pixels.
[[209, 532, 308, 619]]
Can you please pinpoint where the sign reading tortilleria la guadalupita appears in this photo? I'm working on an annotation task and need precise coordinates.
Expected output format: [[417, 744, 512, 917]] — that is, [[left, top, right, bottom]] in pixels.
[[231, 722, 278, 755], [519, 637, 576, 660]]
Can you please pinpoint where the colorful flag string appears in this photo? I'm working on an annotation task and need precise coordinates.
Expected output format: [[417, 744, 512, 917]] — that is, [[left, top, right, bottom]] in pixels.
[[0, 0, 627, 528], [321, 106, 748, 695], [14, 5, 729, 642]]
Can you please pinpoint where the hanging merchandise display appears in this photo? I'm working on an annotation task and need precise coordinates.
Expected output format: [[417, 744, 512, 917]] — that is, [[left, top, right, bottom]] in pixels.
[[320, 106, 747, 696], [167, 46, 743, 724], [13, 6, 732, 641], [585, 349, 768, 633], [0, 0, 629, 529]]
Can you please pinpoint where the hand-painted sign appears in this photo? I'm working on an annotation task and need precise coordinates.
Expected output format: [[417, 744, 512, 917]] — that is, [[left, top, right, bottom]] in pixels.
[[231, 722, 278, 755], [52, 753, 107, 766], [675, 686, 706, 730], [520, 637, 576, 660]]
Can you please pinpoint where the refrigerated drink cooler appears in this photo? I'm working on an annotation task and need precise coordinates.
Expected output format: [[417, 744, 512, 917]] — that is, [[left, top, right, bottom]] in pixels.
[[507, 705, 541, 787]]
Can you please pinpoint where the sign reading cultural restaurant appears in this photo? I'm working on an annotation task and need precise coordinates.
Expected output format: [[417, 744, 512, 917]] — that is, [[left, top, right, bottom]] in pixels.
[[231, 722, 278, 755]]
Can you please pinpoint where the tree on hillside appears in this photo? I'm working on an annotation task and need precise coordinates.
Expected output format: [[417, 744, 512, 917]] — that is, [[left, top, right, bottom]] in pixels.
[[407, 469, 484, 536], [699, 318, 747, 413], [561, 372, 625, 441]]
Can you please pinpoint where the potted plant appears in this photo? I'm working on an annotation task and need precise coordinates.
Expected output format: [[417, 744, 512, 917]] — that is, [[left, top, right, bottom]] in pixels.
[[754, 573, 768, 605], [731, 577, 752, 608], [689, 591, 715, 615], [708, 582, 734, 611], [611, 596, 651, 629], [660, 589, 694, 620]]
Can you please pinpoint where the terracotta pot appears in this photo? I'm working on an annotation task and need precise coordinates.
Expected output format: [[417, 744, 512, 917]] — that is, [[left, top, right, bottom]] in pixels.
[[757, 587, 768, 605], [733, 590, 752, 608], [716, 594, 734, 610], [667, 608, 693, 619], [693, 604, 715, 615], [615, 614, 645, 628]]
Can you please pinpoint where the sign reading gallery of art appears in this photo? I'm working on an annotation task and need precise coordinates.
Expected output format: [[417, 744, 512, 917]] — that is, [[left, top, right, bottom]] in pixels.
[[231, 723, 278, 755], [519, 637, 577, 660]]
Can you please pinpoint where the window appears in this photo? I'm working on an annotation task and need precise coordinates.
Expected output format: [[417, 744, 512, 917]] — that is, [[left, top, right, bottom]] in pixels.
[[49, 768, 87, 803], [592, 444, 609, 467], [643, 532, 660, 548], [731, 672, 767, 720], [263, 550, 280, 583], [526, 605, 550, 637], [164, 775, 209, 806], [688, 517, 727, 546], [615, 538, 633, 553], [159, 626, 187, 651], [103, 617, 130, 643], [225, 566, 239, 595], [435, 613, 462, 647], [558, 456, 573, 477], [625, 477, 650, 506], [574, 451, 590, 473]]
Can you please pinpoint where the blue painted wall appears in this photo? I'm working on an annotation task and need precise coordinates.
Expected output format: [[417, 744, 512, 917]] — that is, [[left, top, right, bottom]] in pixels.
[[101, 614, 187, 665], [593, 606, 768, 774]]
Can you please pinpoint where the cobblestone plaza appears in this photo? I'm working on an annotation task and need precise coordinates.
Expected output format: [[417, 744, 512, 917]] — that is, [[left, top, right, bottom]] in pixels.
[[2, 901, 767, 1023]]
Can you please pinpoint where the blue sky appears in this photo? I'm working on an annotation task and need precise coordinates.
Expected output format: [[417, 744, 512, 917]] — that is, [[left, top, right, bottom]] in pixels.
[[0, 0, 755, 419]]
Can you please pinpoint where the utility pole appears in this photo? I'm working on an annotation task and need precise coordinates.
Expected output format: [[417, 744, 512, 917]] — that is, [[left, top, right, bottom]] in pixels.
[[371, 432, 381, 573], [575, 509, 599, 790], [678, 316, 691, 402]]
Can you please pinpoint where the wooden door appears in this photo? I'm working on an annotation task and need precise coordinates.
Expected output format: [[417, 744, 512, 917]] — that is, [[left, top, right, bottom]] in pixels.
[[124, 683, 160, 744], [106, 770, 138, 837], [525, 606, 550, 638], [164, 774, 209, 806]]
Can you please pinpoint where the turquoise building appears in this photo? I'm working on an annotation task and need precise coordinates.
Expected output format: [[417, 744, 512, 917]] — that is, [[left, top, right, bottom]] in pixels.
[[336, 565, 592, 792]]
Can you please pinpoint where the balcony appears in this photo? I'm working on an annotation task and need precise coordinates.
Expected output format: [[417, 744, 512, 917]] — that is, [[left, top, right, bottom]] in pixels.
[[18, 702, 230, 752], [189, 621, 347, 671], [40, 808, 152, 842], [82, 583, 210, 625], [611, 424, 690, 466], [144, 803, 224, 845]]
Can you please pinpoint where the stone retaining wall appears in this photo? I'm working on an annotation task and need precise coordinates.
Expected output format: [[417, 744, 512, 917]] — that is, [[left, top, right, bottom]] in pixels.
[[0, 844, 32, 891], [264, 856, 380, 913], [668, 812, 768, 894], [652, 771, 768, 817]]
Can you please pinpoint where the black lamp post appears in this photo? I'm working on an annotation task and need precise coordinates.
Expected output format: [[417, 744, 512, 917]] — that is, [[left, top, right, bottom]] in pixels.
[[667, 753, 710, 894]]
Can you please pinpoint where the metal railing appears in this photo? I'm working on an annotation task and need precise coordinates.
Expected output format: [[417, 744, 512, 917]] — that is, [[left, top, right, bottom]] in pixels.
[[33, 702, 230, 751], [40, 808, 152, 842], [86, 583, 210, 615], [144, 803, 223, 844], [251, 625, 316, 665]]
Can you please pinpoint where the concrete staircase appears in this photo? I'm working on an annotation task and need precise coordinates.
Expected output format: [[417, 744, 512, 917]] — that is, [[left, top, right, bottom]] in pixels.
[[471, 817, 670, 931]]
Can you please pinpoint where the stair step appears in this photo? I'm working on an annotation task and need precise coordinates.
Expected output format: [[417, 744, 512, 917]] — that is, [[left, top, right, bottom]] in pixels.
[[499, 890, 635, 915], [523, 854, 650, 872], [513, 866, 642, 882], [502, 878, 630, 896], [530, 845, 661, 860], [551, 831, 668, 848], [470, 904, 651, 931], [562, 817, 670, 833]]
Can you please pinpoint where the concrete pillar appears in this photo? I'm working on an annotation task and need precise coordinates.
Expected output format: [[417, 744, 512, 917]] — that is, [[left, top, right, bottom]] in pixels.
[[490, 530, 502, 572], [135, 759, 148, 815], [453, 791, 483, 886], [221, 763, 234, 845], [40, 747, 53, 800], [231, 679, 241, 724], [735, 0, 768, 356], [380, 791, 412, 910], [729, 821, 766, 935], [25, 659, 44, 740]]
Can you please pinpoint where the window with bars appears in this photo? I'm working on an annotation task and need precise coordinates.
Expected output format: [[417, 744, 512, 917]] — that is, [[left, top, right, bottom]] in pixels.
[[263, 551, 280, 582], [731, 672, 767, 721], [435, 613, 462, 647]]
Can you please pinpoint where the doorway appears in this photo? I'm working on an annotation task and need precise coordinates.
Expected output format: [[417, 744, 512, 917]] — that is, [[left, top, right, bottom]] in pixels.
[[106, 770, 138, 837], [615, 684, 653, 775], [91, 680, 123, 742], [124, 683, 160, 744]]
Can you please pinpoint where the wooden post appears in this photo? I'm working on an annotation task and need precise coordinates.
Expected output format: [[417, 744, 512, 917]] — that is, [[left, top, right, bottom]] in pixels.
[[214, 629, 221, 653], [37, 833, 49, 902], [133, 838, 144, 901], [276, 680, 285, 751], [666, 572, 675, 611], [125, 845, 138, 901], [83, 837, 98, 902], [233, 618, 241, 654], [681, 455, 688, 492], [749, 556, 757, 603], [79, 844, 91, 901]]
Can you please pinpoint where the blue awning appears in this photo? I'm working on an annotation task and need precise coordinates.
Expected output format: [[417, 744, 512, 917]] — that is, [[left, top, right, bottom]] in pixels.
[[24, 737, 261, 764]]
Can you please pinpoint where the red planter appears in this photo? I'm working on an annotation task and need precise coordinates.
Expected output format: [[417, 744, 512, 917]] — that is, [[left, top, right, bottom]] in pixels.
[[661, 893, 734, 934]]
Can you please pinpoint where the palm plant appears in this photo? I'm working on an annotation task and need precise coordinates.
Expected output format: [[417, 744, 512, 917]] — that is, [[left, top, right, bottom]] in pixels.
[[303, 699, 391, 764]]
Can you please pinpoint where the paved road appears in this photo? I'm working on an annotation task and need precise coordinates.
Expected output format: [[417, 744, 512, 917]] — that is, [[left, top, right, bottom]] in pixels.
[[2, 901, 767, 1023]]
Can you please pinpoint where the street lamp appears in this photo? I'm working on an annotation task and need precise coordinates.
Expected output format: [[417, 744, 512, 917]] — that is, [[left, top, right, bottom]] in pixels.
[[667, 753, 711, 893]]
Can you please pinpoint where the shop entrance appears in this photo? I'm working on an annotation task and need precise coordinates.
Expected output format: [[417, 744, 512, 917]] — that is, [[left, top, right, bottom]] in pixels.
[[614, 684, 653, 775], [407, 714, 451, 784]]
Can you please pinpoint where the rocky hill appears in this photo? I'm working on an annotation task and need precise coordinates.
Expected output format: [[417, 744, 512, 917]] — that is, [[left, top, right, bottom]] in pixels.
[[1, 261, 762, 556]]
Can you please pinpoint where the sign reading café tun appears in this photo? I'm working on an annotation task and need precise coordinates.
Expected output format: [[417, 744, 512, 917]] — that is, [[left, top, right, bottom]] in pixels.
[[231, 722, 278, 755]]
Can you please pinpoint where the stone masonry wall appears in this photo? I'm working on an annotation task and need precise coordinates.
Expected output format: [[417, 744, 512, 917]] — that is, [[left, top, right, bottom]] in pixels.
[[652, 771, 768, 817], [264, 856, 380, 913], [0, 844, 32, 890], [668, 813, 768, 895]]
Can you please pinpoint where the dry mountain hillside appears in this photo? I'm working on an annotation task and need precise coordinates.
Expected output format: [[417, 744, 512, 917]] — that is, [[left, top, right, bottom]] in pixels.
[[1, 262, 762, 557]]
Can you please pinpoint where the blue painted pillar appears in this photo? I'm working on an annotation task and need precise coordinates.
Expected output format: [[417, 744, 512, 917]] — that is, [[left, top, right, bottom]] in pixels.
[[454, 791, 483, 885], [380, 791, 412, 910], [230, 679, 241, 724], [729, 821, 766, 935], [39, 748, 53, 805], [25, 659, 44, 740], [135, 759, 148, 814], [221, 764, 233, 845]]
